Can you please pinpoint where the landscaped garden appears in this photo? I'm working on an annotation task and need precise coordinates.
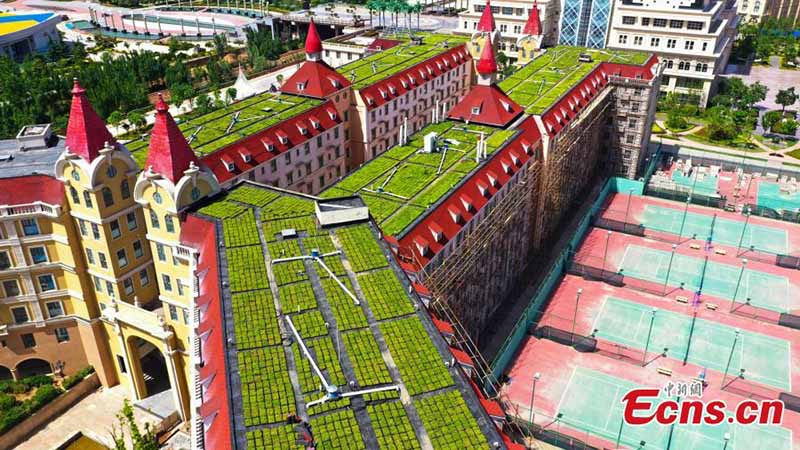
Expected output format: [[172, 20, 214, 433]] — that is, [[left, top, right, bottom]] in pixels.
[[367, 401, 421, 450], [415, 390, 488, 449], [238, 346, 296, 426], [342, 329, 393, 387]]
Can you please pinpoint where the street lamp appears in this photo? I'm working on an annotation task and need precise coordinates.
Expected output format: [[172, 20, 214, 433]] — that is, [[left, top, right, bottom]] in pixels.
[[601, 230, 612, 277], [678, 196, 692, 239], [663, 243, 678, 296], [642, 308, 657, 366], [729, 259, 748, 313], [722, 329, 741, 388], [528, 373, 541, 432], [624, 187, 634, 231], [572, 289, 582, 345], [723, 432, 731, 450]]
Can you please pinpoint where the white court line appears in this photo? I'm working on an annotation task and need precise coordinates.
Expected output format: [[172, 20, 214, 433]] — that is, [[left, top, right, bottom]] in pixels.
[[555, 366, 578, 418], [589, 296, 609, 340]]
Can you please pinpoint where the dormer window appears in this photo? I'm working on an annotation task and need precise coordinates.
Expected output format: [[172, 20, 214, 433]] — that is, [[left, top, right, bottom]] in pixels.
[[500, 100, 513, 113], [477, 181, 489, 197], [414, 237, 430, 256], [510, 153, 520, 166], [366, 95, 375, 106], [460, 195, 474, 212], [239, 149, 252, 163], [401, 79, 409, 89], [444, 59, 451, 67], [327, 108, 338, 120], [427, 66, 434, 75], [262, 139, 275, 152], [330, 78, 341, 88], [409, 75, 416, 85], [297, 123, 308, 135], [296, 82, 305, 91], [487, 171, 498, 187], [388, 84, 397, 95], [436, 62, 443, 70], [222, 156, 235, 172], [471, 106, 481, 115], [501, 160, 512, 174], [380, 89, 388, 99], [419, 69, 427, 80], [310, 117, 321, 129], [277, 132, 289, 145], [429, 222, 444, 242], [447, 206, 462, 224]]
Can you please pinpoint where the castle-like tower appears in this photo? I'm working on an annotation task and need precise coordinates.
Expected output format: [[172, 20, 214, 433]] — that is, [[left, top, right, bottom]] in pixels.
[[469, 0, 501, 60], [517, 0, 544, 65]]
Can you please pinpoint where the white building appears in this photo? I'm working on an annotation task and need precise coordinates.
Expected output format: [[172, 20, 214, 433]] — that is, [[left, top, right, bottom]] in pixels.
[[0, 12, 61, 61], [606, 0, 737, 105], [738, 0, 769, 23], [457, 0, 559, 59]]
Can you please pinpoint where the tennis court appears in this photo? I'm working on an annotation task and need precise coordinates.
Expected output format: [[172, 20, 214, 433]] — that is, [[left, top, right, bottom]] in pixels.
[[558, 367, 793, 450], [640, 205, 789, 254], [593, 297, 791, 390], [671, 170, 719, 197], [757, 182, 800, 213], [619, 245, 792, 313]]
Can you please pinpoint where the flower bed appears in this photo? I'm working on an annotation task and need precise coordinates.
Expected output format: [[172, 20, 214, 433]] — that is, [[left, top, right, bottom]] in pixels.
[[223, 209, 261, 248], [309, 409, 365, 449], [379, 317, 453, 396], [416, 390, 487, 449], [238, 346, 295, 426], [321, 278, 368, 331], [357, 269, 415, 320], [278, 281, 317, 313], [336, 225, 388, 273], [227, 245, 269, 292], [292, 336, 346, 393], [342, 329, 392, 387], [226, 185, 280, 207], [231, 290, 281, 349], [367, 401, 420, 450]]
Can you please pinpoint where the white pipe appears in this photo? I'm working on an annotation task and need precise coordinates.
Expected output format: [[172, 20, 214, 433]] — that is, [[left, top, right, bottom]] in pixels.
[[285, 316, 331, 389]]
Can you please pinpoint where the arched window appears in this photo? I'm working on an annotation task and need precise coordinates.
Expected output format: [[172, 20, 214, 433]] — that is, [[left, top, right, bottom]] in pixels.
[[150, 209, 160, 229], [83, 191, 93, 208], [165, 215, 175, 233], [69, 187, 80, 205], [120, 180, 131, 200], [102, 187, 114, 208]]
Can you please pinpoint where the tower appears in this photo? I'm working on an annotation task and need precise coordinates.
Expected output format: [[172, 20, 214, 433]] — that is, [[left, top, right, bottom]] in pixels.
[[469, 0, 500, 59], [517, 0, 544, 66], [476, 40, 499, 86]]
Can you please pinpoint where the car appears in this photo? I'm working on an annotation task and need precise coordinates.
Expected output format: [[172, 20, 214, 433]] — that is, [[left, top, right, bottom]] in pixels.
[[769, 152, 785, 158]]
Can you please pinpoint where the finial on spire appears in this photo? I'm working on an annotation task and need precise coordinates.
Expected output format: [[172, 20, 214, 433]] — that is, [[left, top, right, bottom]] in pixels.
[[477, 0, 496, 33], [305, 19, 323, 56]]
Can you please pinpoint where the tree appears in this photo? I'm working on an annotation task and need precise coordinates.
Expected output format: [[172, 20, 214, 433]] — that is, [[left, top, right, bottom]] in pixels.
[[741, 81, 767, 111], [126, 111, 146, 131], [212, 33, 228, 57], [170, 82, 194, 113], [108, 111, 124, 134], [226, 87, 237, 104], [195, 93, 213, 114], [705, 106, 740, 141], [776, 87, 798, 112], [763, 110, 783, 131], [110, 400, 158, 450]]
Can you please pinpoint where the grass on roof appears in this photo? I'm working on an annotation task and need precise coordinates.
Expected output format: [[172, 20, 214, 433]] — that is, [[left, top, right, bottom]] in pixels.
[[324, 121, 517, 237], [339, 32, 469, 89], [123, 91, 321, 166], [499, 46, 651, 115]]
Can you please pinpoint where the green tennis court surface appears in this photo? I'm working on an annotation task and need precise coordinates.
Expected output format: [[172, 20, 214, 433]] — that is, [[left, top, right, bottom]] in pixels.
[[672, 171, 719, 197], [594, 297, 791, 390], [558, 367, 792, 450], [758, 182, 800, 212], [641, 205, 788, 255], [619, 245, 792, 313]]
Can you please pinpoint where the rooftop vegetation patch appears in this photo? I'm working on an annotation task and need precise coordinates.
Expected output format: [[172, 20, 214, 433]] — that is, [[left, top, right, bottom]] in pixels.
[[322, 277, 368, 331], [279, 281, 318, 313], [231, 290, 281, 349], [238, 346, 295, 426], [290, 309, 328, 338], [246, 425, 300, 450], [358, 269, 416, 320], [292, 336, 346, 393], [309, 409, 366, 449], [263, 215, 322, 242], [342, 329, 393, 386], [336, 225, 389, 272], [227, 245, 269, 292], [226, 185, 281, 207], [223, 209, 261, 248], [416, 390, 488, 449], [197, 199, 248, 219], [368, 401, 421, 450]]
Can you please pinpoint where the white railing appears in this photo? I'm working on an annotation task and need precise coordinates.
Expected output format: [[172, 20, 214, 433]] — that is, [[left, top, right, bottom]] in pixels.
[[102, 301, 171, 339], [0, 202, 59, 218]]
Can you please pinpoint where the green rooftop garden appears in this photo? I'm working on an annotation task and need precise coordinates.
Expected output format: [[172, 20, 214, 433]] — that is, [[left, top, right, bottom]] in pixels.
[[339, 32, 469, 89], [122, 91, 321, 167], [322, 120, 517, 237], [499, 46, 651, 115], [198, 184, 492, 449]]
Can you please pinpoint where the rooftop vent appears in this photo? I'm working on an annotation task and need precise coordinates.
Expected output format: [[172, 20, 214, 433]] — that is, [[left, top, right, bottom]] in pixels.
[[578, 53, 593, 63]]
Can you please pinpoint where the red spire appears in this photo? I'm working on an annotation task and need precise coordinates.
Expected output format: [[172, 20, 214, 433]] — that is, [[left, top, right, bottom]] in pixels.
[[476, 41, 498, 75], [65, 79, 115, 163], [305, 19, 323, 55], [145, 95, 200, 184], [523, 1, 542, 36], [477, 0, 496, 32]]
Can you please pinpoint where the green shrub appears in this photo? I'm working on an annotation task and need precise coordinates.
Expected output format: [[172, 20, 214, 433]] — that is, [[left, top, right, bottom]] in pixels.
[[26, 384, 63, 414], [0, 406, 28, 434], [0, 380, 27, 395], [62, 366, 95, 390], [666, 110, 689, 131], [0, 393, 16, 410], [21, 375, 53, 390], [773, 118, 798, 135]]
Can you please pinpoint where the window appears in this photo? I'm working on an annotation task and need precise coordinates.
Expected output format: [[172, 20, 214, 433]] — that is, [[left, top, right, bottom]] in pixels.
[[685, 40, 695, 50], [46, 301, 64, 318], [0, 252, 10, 270], [618, 35, 628, 44], [55, 328, 70, 343], [120, 180, 131, 199], [86, 249, 95, 265], [21, 219, 39, 236], [106, 165, 117, 178], [641, 18, 650, 26], [667, 39, 676, 49], [702, 42, 708, 51], [38, 274, 56, 292], [669, 20, 683, 29], [79, 220, 87, 236], [687, 21, 703, 30], [133, 241, 144, 259], [150, 210, 160, 229], [3, 280, 20, 297], [117, 249, 128, 268], [124, 278, 134, 295], [83, 191, 93, 208], [110, 220, 121, 239], [182, 308, 189, 324], [126, 213, 137, 231], [21, 333, 35, 349], [93, 276, 102, 292], [70, 186, 80, 204], [102, 187, 114, 207], [117, 355, 127, 373], [628, 118, 638, 128], [99, 252, 108, 269], [139, 269, 150, 286], [165, 215, 175, 233], [633, 36, 643, 46], [191, 187, 201, 201], [653, 18, 667, 27], [106, 281, 115, 298], [153, 192, 162, 204], [157, 244, 166, 262], [11, 306, 28, 324], [622, 16, 636, 25], [177, 280, 185, 296], [29, 247, 48, 264], [91, 223, 100, 240], [651, 37, 660, 47], [667, 60, 674, 69], [162, 274, 173, 292], [169, 304, 178, 321], [626, 134, 636, 144]]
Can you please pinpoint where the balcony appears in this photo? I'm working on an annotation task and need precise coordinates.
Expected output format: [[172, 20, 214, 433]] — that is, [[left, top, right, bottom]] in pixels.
[[102, 300, 172, 340], [0, 202, 60, 219]]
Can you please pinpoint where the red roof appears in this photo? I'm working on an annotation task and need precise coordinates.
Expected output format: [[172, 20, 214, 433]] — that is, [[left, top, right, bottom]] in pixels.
[[202, 101, 342, 184], [145, 96, 200, 184], [180, 216, 233, 450], [477, 0, 496, 32], [65, 79, 115, 163], [432, 316, 455, 335], [450, 347, 474, 366], [475, 42, 498, 75], [0, 175, 64, 207], [367, 38, 401, 51], [396, 117, 542, 269], [358, 45, 471, 111], [523, 1, 542, 36], [305, 19, 323, 54], [447, 85, 522, 128], [281, 60, 351, 99]]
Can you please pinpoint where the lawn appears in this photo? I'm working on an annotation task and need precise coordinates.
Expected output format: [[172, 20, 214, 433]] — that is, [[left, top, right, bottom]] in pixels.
[[683, 127, 765, 152]]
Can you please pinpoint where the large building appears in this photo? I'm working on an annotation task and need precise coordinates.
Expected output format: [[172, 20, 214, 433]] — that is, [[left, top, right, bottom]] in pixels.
[[738, 0, 770, 23], [606, 0, 737, 105], [0, 19, 662, 449], [0, 11, 61, 61], [768, 0, 800, 25], [558, 0, 614, 48]]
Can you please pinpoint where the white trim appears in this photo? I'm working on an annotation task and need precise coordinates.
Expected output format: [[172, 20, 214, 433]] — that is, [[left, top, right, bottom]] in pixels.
[[86, 260, 154, 284], [69, 203, 140, 225]]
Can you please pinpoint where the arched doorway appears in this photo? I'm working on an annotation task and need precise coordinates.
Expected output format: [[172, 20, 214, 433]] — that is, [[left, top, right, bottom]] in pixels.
[[0, 366, 12, 380], [127, 336, 170, 399], [16, 358, 51, 378]]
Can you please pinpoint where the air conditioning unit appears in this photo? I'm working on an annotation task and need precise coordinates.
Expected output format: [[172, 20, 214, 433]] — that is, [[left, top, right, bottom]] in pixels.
[[0, 324, 7, 336]]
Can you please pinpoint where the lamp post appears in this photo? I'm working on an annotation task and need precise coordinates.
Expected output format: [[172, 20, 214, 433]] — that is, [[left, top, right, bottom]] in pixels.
[[572, 289, 582, 345], [736, 207, 751, 255], [642, 308, 657, 366], [678, 196, 692, 240], [663, 244, 678, 296], [624, 188, 634, 232], [528, 372, 541, 433], [721, 329, 741, 388], [723, 432, 731, 450], [729, 259, 747, 313], [601, 230, 612, 277]]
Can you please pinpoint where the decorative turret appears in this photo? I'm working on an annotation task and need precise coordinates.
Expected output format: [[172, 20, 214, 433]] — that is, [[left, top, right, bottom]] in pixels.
[[65, 78, 115, 163], [469, 0, 500, 60], [517, 1, 544, 66], [145, 95, 200, 184], [523, 1, 542, 37], [305, 19, 323, 62], [476, 0, 496, 33], [476, 40, 498, 85]]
